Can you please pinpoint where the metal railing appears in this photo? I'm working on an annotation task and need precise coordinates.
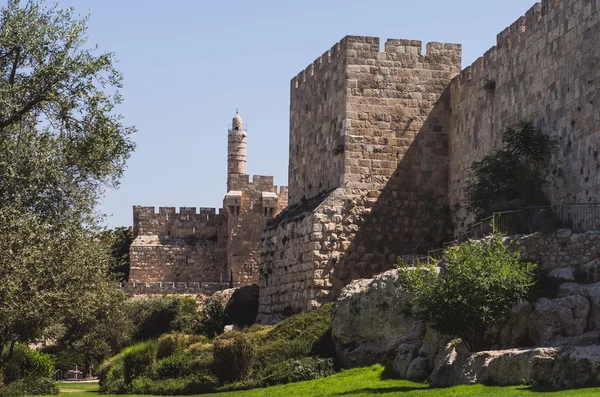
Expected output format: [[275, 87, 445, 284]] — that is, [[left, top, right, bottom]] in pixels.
[[412, 203, 600, 264]]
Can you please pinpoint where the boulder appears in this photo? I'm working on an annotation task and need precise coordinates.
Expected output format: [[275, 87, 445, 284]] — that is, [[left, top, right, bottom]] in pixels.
[[549, 267, 575, 282], [392, 342, 421, 378], [551, 345, 600, 388], [579, 259, 600, 283], [527, 295, 589, 346], [206, 285, 260, 327], [406, 357, 429, 381], [429, 342, 471, 387], [224, 284, 259, 327], [430, 346, 558, 387], [206, 288, 236, 307], [332, 269, 426, 368], [485, 300, 533, 349]]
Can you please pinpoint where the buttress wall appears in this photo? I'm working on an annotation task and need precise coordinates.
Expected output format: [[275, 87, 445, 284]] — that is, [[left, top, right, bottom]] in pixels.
[[449, 0, 600, 232]]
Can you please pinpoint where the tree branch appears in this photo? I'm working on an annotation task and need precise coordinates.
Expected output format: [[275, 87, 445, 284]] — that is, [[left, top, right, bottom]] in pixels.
[[0, 96, 45, 130], [9, 46, 20, 87]]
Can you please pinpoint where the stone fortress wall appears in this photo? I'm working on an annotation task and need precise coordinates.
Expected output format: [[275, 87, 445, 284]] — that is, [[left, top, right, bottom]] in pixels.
[[258, 0, 600, 322], [129, 206, 227, 284], [449, 0, 600, 232], [258, 36, 462, 322], [130, 113, 287, 289]]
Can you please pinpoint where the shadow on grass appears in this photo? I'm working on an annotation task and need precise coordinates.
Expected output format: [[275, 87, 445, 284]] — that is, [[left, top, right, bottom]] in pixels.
[[335, 386, 429, 395]]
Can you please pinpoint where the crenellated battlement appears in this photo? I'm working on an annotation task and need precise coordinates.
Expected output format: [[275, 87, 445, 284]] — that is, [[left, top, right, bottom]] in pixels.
[[134, 206, 221, 220], [291, 35, 461, 90], [227, 174, 288, 195], [452, 0, 584, 86]]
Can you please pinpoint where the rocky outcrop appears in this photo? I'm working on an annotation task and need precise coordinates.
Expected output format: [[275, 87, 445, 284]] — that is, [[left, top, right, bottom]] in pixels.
[[430, 344, 600, 388], [206, 284, 260, 327], [330, 230, 600, 387], [331, 269, 426, 368], [527, 295, 590, 346]]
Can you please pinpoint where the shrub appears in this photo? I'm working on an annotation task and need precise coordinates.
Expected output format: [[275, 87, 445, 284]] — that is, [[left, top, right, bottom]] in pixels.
[[125, 296, 200, 341], [466, 121, 559, 217], [198, 300, 229, 338], [254, 303, 334, 369], [154, 353, 193, 380], [398, 229, 537, 351], [213, 331, 255, 383], [129, 375, 217, 395], [0, 377, 59, 397], [40, 345, 85, 373], [122, 340, 158, 385], [2, 344, 54, 384], [262, 357, 334, 386], [157, 333, 206, 359]]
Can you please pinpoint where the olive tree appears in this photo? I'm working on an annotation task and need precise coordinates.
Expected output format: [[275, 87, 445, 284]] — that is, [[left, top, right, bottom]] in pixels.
[[0, 0, 135, 360]]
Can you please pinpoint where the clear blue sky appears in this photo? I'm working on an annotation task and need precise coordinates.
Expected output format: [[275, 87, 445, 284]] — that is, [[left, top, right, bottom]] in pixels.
[[52, 0, 536, 228]]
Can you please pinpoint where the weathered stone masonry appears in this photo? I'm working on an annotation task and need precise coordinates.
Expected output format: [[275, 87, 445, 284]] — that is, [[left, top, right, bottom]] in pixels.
[[449, 0, 600, 232], [130, 113, 287, 287], [258, 36, 461, 322], [259, 0, 600, 321]]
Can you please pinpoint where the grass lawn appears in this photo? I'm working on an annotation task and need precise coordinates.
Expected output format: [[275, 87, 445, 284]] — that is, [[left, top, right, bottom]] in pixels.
[[44, 365, 600, 397]]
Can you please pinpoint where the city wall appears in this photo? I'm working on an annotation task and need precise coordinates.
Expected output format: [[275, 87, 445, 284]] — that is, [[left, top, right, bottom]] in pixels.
[[129, 206, 228, 284], [449, 0, 600, 232], [259, 35, 462, 322], [225, 175, 288, 285]]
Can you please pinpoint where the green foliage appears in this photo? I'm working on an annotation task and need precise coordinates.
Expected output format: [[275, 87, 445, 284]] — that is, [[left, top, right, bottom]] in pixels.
[[97, 303, 335, 394], [198, 300, 229, 338], [48, 365, 600, 397], [125, 296, 200, 341], [261, 357, 335, 386], [0, 377, 59, 397], [98, 227, 134, 281], [0, 0, 135, 363], [1, 344, 54, 384], [154, 353, 195, 380], [254, 303, 335, 369], [156, 333, 206, 359], [398, 230, 537, 351], [467, 121, 559, 217], [121, 340, 158, 385], [129, 375, 217, 395], [213, 331, 255, 384], [97, 352, 126, 394]]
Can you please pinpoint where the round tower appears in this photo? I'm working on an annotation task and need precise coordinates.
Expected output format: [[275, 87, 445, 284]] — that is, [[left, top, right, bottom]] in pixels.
[[227, 111, 247, 190]]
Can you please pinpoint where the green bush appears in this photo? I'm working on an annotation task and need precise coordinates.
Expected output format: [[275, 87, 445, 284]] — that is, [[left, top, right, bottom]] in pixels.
[[129, 375, 217, 395], [0, 377, 59, 397], [398, 229, 537, 351], [254, 303, 334, 369], [40, 345, 86, 373], [157, 333, 206, 359], [198, 300, 229, 338], [262, 357, 334, 386], [466, 121, 559, 217], [125, 296, 200, 341], [213, 331, 255, 383], [2, 344, 54, 384], [122, 340, 158, 385], [154, 353, 193, 380]]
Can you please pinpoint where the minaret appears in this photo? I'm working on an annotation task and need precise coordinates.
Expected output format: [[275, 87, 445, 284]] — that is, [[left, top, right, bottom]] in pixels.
[[227, 111, 247, 191]]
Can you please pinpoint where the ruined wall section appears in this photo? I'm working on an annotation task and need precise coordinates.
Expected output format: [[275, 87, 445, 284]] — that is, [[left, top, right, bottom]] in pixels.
[[225, 175, 288, 285], [289, 41, 348, 204], [130, 206, 227, 283], [449, 0, 600, 233]]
